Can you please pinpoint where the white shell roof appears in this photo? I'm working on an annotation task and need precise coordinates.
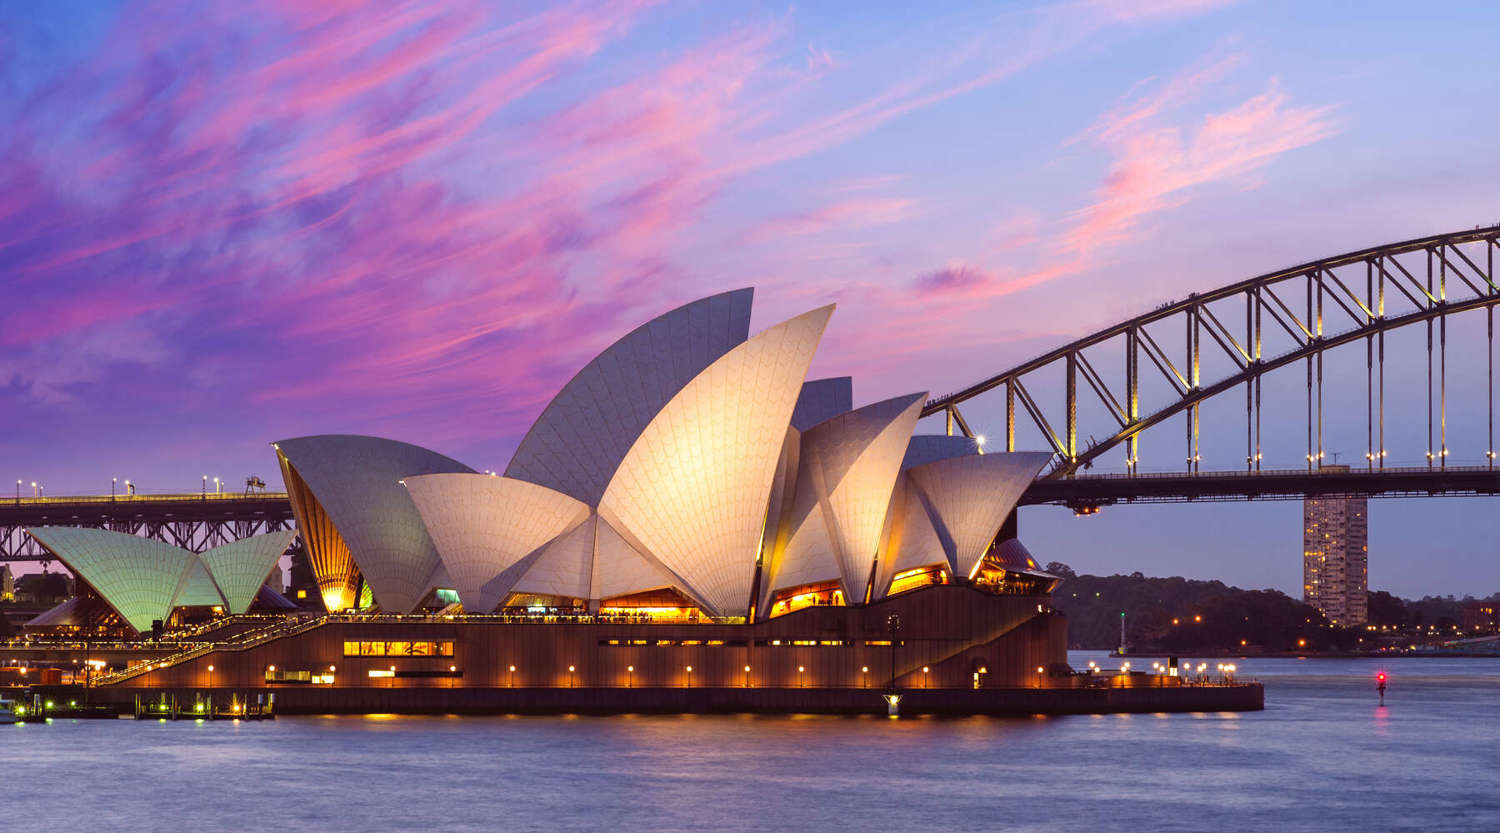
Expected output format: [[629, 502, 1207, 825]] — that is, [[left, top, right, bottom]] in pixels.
[[765, 392, 926, 601], [403, 473, 589, 612], [758, 425, 801, 573], [591, 516, 686, 602], [507, 511, 596, 603], [273, 434, 474, 613], [199, 531, 296, 614], [599, 305, 834, 617], [905, 451, 1051, 579], [790, 377, 853, 431], [27, 527, 196, 633], [872, 473, 950, 599], [901, 434, 980, 470], [171, 559, 225, 609], [504, 288, 754, 506], [768, 508, 844, 598]]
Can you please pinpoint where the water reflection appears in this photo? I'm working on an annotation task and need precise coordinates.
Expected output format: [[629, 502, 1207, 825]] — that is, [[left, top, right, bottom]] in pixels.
[[4, 654, 1498, 832]]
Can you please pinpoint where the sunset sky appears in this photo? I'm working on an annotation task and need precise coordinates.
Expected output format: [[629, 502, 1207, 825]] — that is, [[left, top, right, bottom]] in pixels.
[[5, 0, 1500, 597]]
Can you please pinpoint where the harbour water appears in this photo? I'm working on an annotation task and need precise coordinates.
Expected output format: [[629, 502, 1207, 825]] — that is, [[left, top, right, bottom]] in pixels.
[[6, 652, 1498, 831]]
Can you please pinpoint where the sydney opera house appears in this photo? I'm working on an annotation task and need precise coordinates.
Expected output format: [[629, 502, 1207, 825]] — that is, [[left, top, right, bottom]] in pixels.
[[16, 289, 1086, 711]]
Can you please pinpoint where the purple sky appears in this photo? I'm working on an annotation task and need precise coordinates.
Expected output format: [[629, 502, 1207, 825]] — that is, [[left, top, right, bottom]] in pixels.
[[5, 1, 1500, 597]]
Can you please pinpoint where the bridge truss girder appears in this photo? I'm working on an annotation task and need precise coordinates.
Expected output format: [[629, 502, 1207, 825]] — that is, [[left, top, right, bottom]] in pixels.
[[0, 495, 296, 563], [924, 224, 1500, 480]]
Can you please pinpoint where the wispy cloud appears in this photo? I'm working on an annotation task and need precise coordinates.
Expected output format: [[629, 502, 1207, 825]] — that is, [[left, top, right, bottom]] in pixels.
[[910, 56, 1338, 302]]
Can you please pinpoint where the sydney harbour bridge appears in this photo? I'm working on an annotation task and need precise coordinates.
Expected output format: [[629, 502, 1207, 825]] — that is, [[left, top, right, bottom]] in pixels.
[[7, 222, 1500, 562]]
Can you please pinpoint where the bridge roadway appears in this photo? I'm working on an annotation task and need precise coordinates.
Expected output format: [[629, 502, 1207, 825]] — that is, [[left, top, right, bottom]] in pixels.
[[1, 492, 294, 561], [4, 465, 1499, 560], [1021, 464, 1500, 510]]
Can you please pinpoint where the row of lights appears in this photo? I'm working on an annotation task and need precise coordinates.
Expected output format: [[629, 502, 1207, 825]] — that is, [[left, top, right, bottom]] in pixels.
[[249, 662, 944, 688]]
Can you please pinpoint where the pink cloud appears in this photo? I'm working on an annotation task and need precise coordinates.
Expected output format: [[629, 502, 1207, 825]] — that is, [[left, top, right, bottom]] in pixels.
[[912, 264, 996, 295], [906, 62, 1337, 307], [1065, 78, 1337, 254]]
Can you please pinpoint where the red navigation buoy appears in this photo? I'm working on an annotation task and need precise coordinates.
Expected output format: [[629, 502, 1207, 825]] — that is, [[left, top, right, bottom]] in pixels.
[[1376, 671, 1387, 705]]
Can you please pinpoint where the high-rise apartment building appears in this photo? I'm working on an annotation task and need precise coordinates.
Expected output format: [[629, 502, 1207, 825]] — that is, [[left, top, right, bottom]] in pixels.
[[1303, 467, 1368, 625]]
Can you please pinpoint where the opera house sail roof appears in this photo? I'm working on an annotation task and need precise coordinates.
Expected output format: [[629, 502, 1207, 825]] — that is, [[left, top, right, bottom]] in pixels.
[[503, 288, 754, 507], [274, 435, 473, 612], [762, 392, 926, 605], [75, 289, 1051, 624], [26, 527, 294, 632]]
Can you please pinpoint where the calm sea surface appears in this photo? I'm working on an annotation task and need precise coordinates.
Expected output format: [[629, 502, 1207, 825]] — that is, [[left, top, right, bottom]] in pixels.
[[7, 651, 1499, 832]]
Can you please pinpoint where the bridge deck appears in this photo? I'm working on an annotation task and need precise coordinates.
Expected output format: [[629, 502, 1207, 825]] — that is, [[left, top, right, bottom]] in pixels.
[[1023, 465, 1500, 508]]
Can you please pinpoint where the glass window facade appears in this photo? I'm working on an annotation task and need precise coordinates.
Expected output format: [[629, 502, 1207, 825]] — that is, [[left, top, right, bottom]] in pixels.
[[342, 640, 454, 657]]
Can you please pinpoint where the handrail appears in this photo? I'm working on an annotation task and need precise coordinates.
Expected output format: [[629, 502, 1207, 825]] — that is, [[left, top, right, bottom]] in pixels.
[[5, 492, 289, 507], [93, 615, 329, 685]]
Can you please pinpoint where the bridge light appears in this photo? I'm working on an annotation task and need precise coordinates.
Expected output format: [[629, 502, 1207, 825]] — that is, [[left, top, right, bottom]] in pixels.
[[976, 435, 986, 445]]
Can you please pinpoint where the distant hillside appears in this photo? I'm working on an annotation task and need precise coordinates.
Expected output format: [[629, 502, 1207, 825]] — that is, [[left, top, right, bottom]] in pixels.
[[1046, 563, 1500, 651], [1047, 565, 1348, 652]]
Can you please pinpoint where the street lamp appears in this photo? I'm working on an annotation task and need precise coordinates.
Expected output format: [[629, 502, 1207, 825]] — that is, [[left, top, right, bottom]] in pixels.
[[798, 665, 806, 688], [214, 476, 221, 494], [568, 664, 576, 687], [743, 665, 751, 687], [861, 666, 869, 688], [202, 475, 207, 497], [627, 665, 634, 687], [685, 665, 693, 688], [509, 665, 516, 687], [207, 664, 215, 714], [112, 478, 117, 499]]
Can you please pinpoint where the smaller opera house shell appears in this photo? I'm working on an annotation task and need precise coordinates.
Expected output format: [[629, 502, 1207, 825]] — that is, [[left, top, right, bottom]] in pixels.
[[25, 527, 295, 634], [268, 288, 1056, 621]]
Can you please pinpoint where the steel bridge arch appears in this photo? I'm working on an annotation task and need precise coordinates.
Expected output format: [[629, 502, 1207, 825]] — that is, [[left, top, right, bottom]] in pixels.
[[922, 223, 1500, 478]]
